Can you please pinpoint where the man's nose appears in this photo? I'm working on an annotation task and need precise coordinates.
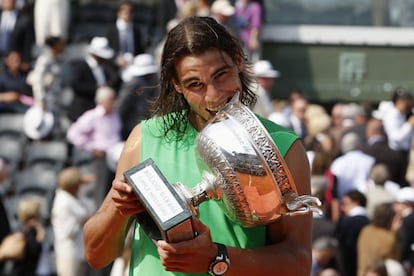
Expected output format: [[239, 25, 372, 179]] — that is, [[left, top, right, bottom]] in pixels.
[[205, 84, 221, 103]]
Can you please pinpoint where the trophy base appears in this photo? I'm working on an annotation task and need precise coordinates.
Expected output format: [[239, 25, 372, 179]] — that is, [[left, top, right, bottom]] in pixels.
[[125, 159, 196, 243]]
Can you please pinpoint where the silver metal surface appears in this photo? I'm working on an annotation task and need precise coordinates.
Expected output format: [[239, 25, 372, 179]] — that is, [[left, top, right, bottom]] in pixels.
[[175, 92, 322, 227]]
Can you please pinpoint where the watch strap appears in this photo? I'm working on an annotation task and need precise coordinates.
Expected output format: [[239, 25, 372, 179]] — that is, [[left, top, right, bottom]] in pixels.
[[208, 243, 230, 275]]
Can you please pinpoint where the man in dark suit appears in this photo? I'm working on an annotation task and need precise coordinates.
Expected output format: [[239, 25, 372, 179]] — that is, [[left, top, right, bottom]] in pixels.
[[0, 0, 18, 58], [65, 37, 121, 122], [394, 187, 414, 275], [105, 1, 144, 71], [334, 190, 370, 276], [8, 1, 35, 71], [362, 117, 405, 185]]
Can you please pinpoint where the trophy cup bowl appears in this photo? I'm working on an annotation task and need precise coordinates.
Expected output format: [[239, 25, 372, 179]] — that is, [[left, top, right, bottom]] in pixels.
[[179, 91, 322, 227], [124, 92, 321, 242]]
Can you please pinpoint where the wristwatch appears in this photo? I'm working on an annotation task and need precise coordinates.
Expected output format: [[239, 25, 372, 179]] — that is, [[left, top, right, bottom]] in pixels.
[[208, 243, 230, 275]]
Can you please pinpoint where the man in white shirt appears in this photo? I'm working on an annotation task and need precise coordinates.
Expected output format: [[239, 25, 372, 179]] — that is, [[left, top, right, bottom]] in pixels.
[[382, 87, 414, 187], [252, 59, 279, 118]]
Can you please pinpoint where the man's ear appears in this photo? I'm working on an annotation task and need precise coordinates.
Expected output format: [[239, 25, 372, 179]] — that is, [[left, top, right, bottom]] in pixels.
[[235, 52, 245, 73], [172, 79, 183, 94]]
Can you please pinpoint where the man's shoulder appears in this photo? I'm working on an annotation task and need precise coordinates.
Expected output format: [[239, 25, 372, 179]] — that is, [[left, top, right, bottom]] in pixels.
[[257, 115, 297, 140]]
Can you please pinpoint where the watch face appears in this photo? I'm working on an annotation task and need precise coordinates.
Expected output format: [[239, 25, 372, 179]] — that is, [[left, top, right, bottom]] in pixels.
[[213, 261, 229, 275]]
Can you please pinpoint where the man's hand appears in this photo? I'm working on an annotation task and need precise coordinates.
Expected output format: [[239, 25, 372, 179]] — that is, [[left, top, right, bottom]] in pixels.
[[157, 218, 217, 273], [111, 178, 143, 217]]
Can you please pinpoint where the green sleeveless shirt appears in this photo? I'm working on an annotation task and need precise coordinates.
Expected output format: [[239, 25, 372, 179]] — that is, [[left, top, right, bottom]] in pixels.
[[129, 115, 298, 276]]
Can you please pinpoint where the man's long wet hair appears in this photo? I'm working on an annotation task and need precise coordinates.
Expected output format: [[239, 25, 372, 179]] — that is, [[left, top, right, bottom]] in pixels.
[[151, 16, 257, 140]]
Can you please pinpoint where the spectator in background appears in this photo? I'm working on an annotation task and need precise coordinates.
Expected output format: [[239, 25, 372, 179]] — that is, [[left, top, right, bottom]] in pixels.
[[363, 259, 388, 276], [393, 187, 414, 275], [328, 103, 346, 155], [362, 118, 405, 186], [317, 268, 341, 276], [67, 86, 121, 206], [311, 187, 336, 243], [106, 1, 144, 72], [0, 0, 18, 57], [311, 236, 339, 276], [52, 166, 95, 276], [341, 102, 372, 145], [252, 59, 279, 118], [0, 50, 32, 113], [382, 87, 414, 187], [365, 164, 396, 219], [8, 1, 35, 71], [196, 0, 212, 16], [330, 132, 375, 199], [0, 159, 11, 274], [8, 196, 45, 276], [210, 0, 241, 38], [65, 37, 121, 122], [116, 53, 159, 140], [288, 96, 309, 141], [235, 0, 262, 61], [334, 190, 370, 276], [28, 36, 66, 139], [364, 258, 406, 276], [357, 202, 399, 276], [33, 0, 70, 47]]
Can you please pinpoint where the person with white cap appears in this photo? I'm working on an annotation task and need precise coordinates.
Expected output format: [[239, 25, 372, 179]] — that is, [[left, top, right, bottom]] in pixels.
[[115, 53, 160, 139], [252, 59, 280, 118], [65, 36, 121, 122], [393, 186, 414, 275], [210, 0, 241, 38]]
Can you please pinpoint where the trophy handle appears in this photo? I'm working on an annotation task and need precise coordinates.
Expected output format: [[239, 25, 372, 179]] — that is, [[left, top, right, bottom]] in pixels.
[[283, 191, 323, 216]]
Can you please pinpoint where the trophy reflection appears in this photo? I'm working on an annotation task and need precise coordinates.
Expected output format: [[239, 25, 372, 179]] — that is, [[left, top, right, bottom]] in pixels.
[[124, 92, 322, 243]]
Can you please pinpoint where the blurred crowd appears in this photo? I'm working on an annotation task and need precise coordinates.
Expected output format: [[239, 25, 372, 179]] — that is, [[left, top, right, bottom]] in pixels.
[[0, 0, 413, 276], [254, 57, 414, 276]]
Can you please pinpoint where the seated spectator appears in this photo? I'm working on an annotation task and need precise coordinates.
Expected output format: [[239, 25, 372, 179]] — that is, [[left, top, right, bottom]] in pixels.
[[67, 86, 122, 206], [4, 196, 45, 276], [0, 50, 32, 113]]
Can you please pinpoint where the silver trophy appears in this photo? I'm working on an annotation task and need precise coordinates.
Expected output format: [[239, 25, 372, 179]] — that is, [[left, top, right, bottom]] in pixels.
[[125, 92, 321, 242]]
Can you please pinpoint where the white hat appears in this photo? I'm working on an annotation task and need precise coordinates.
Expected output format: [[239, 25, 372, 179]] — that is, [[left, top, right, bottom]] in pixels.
[[23, 106, 55, 140], [253, 60, 280, 78], [126, 53, 159, 77], [395, 187, 414, 204], [211, 0, 235, 16], [88, 37, 114, 59], [384, 259, 406, 276]]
